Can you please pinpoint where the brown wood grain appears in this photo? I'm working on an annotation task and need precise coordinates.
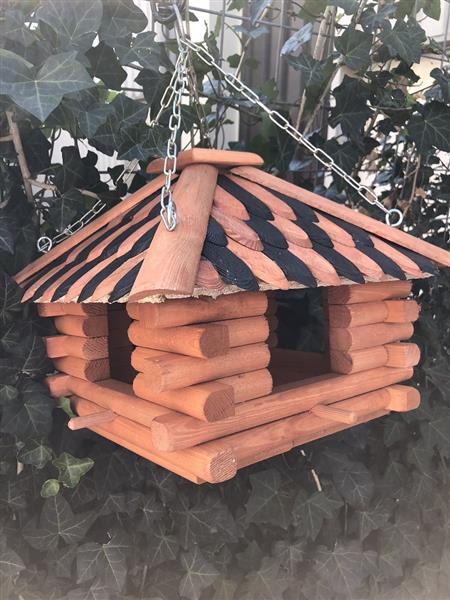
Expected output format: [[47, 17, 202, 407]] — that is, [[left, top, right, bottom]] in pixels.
[[326, 281, 412, 304], [146, 148, 263, 173]]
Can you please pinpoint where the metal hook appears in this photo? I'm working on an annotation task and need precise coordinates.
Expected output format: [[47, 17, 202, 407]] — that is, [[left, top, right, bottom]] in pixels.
[[385, 208, 404, 228]]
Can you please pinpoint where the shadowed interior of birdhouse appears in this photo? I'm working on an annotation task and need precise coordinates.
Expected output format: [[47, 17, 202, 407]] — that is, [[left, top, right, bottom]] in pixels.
[[107, 304, 136, 385]]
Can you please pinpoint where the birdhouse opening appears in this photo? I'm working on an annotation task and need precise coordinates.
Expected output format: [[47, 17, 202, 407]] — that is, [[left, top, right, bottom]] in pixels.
[[106, 304, 136, 385], [269, 289, 330, 387]]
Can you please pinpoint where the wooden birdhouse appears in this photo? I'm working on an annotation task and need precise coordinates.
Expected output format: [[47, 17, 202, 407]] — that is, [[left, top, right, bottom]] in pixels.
[[15, 150, 450, 484]]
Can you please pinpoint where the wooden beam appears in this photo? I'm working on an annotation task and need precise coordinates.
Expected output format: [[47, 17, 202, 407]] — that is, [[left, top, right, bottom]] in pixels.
[[231, 167, 450, 268], [146, 148, 263, 174], [37, 303, 107, 317], [72, 396, 236, 483], [329, 322, 414, 352], [328, 300, 420, 328], [127, 291, 268, 329], [217, 369, 273, 403], [310, 404, 358, 424], [128, 164, 218, 300], [133, 374, 234, 422], [44, 374, 71, 397], [385, 384, 420, 411], [44, 335, 109, 360], [326, 281, 412, 305], [54, 315, 108, 338], [151, 366, 413, 451], [53, 356, 110, 382], [128, 321, 229, 359], [133, 343, 270, 391], [330, 342, 420, 374]]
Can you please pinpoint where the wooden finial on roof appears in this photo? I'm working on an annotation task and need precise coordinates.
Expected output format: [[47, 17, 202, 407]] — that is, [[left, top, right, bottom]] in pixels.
[[146, 148, 263, 174]]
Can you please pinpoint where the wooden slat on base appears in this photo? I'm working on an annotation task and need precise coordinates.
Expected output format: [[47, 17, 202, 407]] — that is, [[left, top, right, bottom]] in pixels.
[[151, 366, 413, 451], [127, 291, 268, 328], [133, 343, 271, 391], [133, 374, 234, 422], [72, 397, 236, 483]]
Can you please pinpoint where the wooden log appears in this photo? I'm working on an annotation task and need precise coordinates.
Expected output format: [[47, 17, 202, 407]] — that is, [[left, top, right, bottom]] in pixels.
[[127, 291, 268, 328], [68, 410, 116, 430], [328, 300, 420, 328], [128, 164, 218, 300], [310, 404, 358, 424], [16, 174, 168, 285], [72, 396, 236, 483], [128, 321, 229, 359], [217, 369, 273, 403], [133, 374, 234, 422], [37, 303, 107, 317], [53, 356, 110, 382], [329, 322, 414, 352], [330, 342, 420, 374], [44, 374, 71, 397], [326, 281, 412, 305], [68, 378, 169, 427], [385, 384, 420, 411], [224, 316, 269, 347], [134, 343, 270, 392], [146, 148, 263, 174], [54, 315, 108, 337], [230, 167, 450, 268], [385, 342, 421, 368], [151, 366, 413, 451], [44, 335, 109, 360], [201, 388, 396, 470]]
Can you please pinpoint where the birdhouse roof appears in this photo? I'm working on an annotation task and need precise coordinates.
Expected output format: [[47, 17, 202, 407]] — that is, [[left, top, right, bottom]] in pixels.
[[15, 150, 450, 304]]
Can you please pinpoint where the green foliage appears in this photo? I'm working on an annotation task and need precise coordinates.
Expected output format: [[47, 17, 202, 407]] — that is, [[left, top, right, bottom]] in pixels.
[[1, 0, 450, 598]]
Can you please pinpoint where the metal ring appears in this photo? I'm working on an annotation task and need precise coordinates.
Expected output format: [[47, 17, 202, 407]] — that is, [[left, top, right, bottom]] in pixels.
[[37, 236, 52, 253], [385, 208, 403, 228], [150, 0, 186, 24]]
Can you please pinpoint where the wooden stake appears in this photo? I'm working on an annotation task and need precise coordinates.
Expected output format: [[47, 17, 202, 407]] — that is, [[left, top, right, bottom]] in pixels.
[[310, 404, 358, 424], [68, 410, 116, 430]]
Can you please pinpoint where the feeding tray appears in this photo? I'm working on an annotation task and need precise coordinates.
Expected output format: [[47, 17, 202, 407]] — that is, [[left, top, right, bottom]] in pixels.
[[15, 149, 450, 484]]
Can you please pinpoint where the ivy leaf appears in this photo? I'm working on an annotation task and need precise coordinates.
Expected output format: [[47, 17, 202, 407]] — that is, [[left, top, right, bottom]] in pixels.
[[53, 453, 94, 488], [1, 51, 94, 122], [98, 0, 147, 44], [421, 405, 450, 458], [179, 546, 219, 600], [430, 67, 450, 103], [333, 460, 374, 509], [18, 439, 53, 469], [0, 545, 25, 578], [0, 271, 23, 327], [115, 32, 161, 70], [67, 579, 111, 600], [8, 331, 50, 378], [380, 18, 426, 64], [244, 468, 294, 529], [335, 28, 372, 71], [330, 76, 371, 136], [137, 490, 165, 531], [77, 104, 114, 139], [384, 418, 408, 446], [408, 102, 450, 154], [46, 189, 86, 231], [212, 577, 238, 600], [86, 42, 127, 90], [380, 510, 422, 560], [378, 548, 404, 579], [272, 539, 305, 577], [293, 490, 343, 541], [407, 438, 434, 473], [145, 521, 179, 568], [420, 0, 441, 20], [353, 497, 393, 540], [77, 532, 129, 592], [239, 556, 289, 600], [171, 489, 238, 549], [281, 23, 313, 56], [41, 479, 61, 498], [313, 540, 374, 596], [0, 216, 16, 254], [24, 495, 92, 551], [36, 0, 103, 52], [0, 9, 36, 47], [1, 380, 52, 439]]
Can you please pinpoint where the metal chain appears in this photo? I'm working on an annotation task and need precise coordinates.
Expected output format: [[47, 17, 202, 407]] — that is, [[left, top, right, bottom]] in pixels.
[[180, 37, 403, 228]]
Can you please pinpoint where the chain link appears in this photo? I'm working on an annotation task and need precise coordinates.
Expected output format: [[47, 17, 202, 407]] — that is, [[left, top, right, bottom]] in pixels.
[[180, 37, 403, 228]]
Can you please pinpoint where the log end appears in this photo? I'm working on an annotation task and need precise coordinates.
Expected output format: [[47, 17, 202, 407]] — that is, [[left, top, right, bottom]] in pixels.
[[206, 446, 237, 483], [44, 374, 72, 397], [151, 415, 177, 451], [203, 384, 235, 422], [386, 385, 420, 412], [198, 324, 230, 358], [385, 342, 421, 368]]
